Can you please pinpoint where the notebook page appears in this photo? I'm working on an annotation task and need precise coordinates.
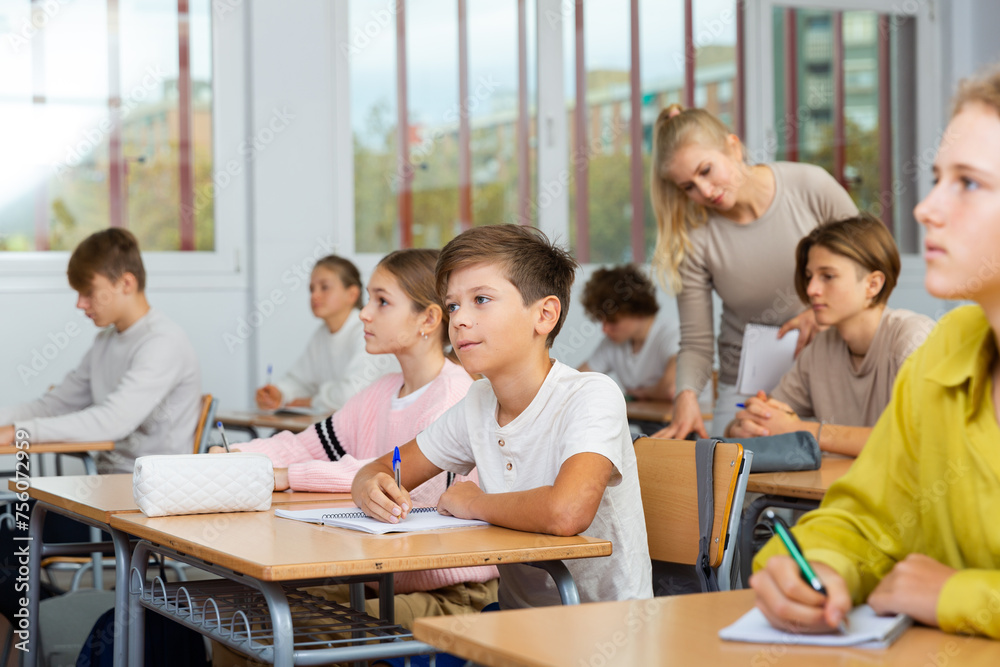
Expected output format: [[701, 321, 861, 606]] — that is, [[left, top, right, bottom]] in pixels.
[[321, 506, 489, 534], [736, 324, 799, 395], [719, 605, 911, 648]]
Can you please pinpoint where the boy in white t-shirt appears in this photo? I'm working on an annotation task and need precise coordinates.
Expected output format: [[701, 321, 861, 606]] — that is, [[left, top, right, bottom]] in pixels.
[[353, 224, 652, 608], [579, 264, 679, 401]]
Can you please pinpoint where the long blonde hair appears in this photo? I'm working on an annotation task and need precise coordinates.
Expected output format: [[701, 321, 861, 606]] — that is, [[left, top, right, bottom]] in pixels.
[[650, 106, 741, 293]]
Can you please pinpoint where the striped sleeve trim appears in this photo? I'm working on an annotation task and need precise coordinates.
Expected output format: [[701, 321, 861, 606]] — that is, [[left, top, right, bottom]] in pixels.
[[314, 415, 346, 462]]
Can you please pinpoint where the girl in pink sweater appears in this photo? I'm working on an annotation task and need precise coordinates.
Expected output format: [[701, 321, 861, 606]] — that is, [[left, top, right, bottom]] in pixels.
[[211, 249, 497, 645]]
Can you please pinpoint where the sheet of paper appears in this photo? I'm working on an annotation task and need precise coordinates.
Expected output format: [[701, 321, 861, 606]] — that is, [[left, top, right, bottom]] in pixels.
[[276, 506, 489, 534], [736, 324, 799, 395], [719, 605, 911, 649]]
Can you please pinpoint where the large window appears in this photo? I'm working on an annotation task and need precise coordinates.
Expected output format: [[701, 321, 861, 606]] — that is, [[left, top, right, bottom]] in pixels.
[[349, 0, 744, 261], [0, 0, 214, 252], [350, 0, 537, 253], [766, 3, 919, 251]]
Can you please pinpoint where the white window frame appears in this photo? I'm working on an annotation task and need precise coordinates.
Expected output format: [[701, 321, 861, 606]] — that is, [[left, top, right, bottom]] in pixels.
[[0, 2, 248, 293]]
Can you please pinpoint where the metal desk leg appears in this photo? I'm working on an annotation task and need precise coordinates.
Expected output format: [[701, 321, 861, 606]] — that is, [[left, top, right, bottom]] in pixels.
[[25, 501, 47, 667], [128, 546, 148, 667], [257, 580, 294, 667], [379, 573, 395, 625], [111, 528, 133, 667], [527, 561, 581, 605]]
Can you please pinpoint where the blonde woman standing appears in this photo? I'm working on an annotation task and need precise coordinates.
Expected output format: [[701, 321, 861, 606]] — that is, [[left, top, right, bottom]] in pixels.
[[650, 106, 858, 438]]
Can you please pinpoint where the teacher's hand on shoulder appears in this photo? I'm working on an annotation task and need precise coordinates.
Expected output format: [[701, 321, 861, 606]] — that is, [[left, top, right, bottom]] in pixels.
[[653, 389, 707, 439], [778, 309, 822, 358]]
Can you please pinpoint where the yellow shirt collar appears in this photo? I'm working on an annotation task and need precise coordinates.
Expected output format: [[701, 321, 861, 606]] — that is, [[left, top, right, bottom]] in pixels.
[[924, 307, 997, 416]]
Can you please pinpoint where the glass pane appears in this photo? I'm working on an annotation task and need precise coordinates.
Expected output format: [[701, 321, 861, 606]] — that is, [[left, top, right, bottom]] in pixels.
[[2, 0, 214, 253], [408, 0, 459, 249], [44, 0, 108, 102], [841, 12, 881, 218], [351, 0, 399, 254], [572, 0, 632, 264], [640, 0, 686, 262], [469, 1, 521, 228], [0, 2, 34, 250], [119, 0, 181, 250], [190, 0, 214, 250], [693, 0, 738, 129]]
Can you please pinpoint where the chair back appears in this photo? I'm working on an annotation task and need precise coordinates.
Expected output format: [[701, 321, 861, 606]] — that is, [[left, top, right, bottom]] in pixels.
[[634, 437, 751, 590], [192, 394, 218, 454]]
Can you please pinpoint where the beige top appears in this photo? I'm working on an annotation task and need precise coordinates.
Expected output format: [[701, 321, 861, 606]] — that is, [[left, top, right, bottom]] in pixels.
[[772, 308, 935, 426], [675, 162, 859, 394]]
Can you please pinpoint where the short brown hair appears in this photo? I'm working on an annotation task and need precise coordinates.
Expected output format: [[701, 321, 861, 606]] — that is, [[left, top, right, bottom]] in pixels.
[[377, 248, 448, 345], [314, 255, 363, 309], [436, 224, 579, 347], [794, 216, 900, 308], [67, 228, 146, 292], [582, 265, 660, 321]]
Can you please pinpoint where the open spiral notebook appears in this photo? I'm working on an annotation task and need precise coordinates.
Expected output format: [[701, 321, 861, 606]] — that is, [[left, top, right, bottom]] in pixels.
[[274, 506, 489, 534]]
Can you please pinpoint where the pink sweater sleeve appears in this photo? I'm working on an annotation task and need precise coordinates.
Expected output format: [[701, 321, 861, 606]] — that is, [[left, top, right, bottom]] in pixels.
[[230, 429, 317, 467], [286, 454, 371, 492]]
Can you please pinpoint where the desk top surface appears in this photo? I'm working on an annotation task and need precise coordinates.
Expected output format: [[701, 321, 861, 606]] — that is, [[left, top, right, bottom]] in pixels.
[[8, 474, 351, 524], [109, 504, 612, 581], [746, 455, 855, 500], [625, 400, 713, 424], [216, 409, 321, 433], [0, 440, 114, 456], [414, 589, 1000, 667]]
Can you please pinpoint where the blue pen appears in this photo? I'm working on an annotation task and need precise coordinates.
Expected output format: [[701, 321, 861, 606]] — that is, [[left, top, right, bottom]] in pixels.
[[216, 421, 231, 453], [736, 402, 746, 409], [393, 446, 401, 489], [266, 363, 273, 386]]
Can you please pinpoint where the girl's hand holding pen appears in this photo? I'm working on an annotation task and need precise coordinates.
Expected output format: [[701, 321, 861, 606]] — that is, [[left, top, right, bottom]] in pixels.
[[750, 555, 852, 634], [207, 445, 242, 454]]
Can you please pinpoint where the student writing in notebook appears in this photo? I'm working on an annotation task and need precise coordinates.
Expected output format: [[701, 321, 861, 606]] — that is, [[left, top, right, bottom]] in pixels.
[[353, 224, 652, 609], [255, 254, 397, 413], [649, 106, 859, 437], [752, 66, 1000, 639], [209, 250, 496, 652], [726, 217, 934, 456], [578, 264, 680, 401], [0, 229, 201, 473]]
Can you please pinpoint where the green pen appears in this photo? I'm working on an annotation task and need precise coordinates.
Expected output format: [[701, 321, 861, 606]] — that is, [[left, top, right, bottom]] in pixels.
[[764, 510, 848, 634]]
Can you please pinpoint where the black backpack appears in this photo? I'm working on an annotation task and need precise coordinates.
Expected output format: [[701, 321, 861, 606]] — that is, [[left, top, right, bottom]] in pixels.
[[76, 607, 209, 667]]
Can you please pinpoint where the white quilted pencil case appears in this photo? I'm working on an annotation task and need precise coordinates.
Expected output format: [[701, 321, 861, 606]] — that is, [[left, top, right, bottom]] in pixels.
[[133, 454, 274, 517]]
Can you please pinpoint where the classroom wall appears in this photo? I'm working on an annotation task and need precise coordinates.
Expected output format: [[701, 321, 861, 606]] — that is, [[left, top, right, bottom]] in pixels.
[[1, 0, 996, 454]]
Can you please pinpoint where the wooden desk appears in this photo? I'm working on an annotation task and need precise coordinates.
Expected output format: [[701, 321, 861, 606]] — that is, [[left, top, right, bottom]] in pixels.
[[110, 510, 611, 666], [625, 400, 713, 427], [739, 455, 855, 585], [8, 475, 353, 667], [746, 455, 854, 501], [13, 474, 138, 667], [415, 589, 1000, 667], [216, 409, 321, 438], [0, 440, 114, 457], [110, 509, 610, 582], [8, 473, 351, 514]]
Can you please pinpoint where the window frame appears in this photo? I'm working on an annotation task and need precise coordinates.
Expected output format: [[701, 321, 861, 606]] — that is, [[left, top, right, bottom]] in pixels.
[[0, 0, 246, 292], [744, 0, 941, 254]]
